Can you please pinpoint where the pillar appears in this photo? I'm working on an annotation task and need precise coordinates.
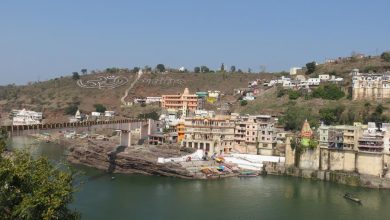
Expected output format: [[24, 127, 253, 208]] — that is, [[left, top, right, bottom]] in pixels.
[[120, 131, 132, 147]]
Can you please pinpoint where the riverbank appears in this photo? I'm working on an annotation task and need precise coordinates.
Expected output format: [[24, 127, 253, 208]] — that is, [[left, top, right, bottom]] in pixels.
[[264, 162, 390, 189], [65, 138, 240, 179]]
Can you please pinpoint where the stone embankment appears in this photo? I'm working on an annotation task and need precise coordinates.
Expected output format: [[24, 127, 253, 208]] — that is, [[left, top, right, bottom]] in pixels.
[[263, 162, 390, 189], [66, 139, 237, 179]]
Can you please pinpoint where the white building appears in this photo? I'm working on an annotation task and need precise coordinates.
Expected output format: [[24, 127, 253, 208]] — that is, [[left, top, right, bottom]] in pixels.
[[104, 111, 115, 117], [289, 67, 302, 75], [12, 109, 43, 126], [319, 74, 330, 81], [307, 78, 320, 86], [208, 91, 221, 99], [145, 97, 162, 104], [91, 112, 101, 117]]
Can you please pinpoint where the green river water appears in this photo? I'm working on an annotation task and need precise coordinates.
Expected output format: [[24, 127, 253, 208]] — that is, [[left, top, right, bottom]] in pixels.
[[9, 136, 390, 220]]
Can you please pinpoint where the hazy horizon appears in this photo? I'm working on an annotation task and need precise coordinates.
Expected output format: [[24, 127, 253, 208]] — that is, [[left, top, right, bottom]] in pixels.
[[1, 0, 390, 85]]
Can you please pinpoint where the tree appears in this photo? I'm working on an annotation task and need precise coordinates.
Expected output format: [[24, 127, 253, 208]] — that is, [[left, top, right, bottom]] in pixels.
[[305, 62, 316, 74], [94, 104, 107, 113], [194, 67, 200, 73], [288, 90, 300, 100], [72, 72, 80, 80], [380, 52, 390, 62], [200, 66, 210, 73], [311, 84, 345, 100], [156, 64, 165, 73], [138, 111, 159, 120], [64, 105, 78, 115], [81, 69, 87, 75], [230, 66, 236, 73], [0, 130, 79, 220]]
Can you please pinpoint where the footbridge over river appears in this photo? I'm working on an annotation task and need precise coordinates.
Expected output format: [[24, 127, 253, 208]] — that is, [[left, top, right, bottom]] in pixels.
[[1, 119, 160, 148]]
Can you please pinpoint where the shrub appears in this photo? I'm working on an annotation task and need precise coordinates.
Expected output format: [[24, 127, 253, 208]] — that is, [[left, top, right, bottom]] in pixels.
[[240, 100, 248, 106], [288, 90, 300, 100], [311, 84, 344, 100], [381, 52, 390, 62]]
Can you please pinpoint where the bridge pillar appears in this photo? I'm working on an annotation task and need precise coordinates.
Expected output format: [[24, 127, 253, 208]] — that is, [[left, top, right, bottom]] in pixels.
[[120, 131, 132, 147]]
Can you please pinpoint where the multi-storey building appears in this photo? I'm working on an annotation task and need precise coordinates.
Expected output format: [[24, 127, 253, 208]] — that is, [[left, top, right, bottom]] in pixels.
[[161, 88, 198, 116], [358, 122, 390, 153], [257, 115, 277, 155], [319, 124, 363, 150], [182, 116, 235, 154], [352, 69, 390, 101]]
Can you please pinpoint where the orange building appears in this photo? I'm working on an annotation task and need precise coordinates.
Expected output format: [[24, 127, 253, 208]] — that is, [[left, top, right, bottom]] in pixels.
[[161, 88, 198, 116], [176, 120, 185, 143]]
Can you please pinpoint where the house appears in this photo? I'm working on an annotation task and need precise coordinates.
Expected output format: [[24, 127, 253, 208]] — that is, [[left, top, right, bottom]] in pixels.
[[319, 74, 330, 81], [91, 112, 101, 117], [104, 111, 115, 117], [11, 109, 43, 126], [307, 78, 320, 86], [145, 97, 162, 104]]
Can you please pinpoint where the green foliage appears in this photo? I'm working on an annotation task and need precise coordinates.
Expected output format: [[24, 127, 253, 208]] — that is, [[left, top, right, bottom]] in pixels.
[[308, 139, 318, 150], [194, 67, 200, 73], [64, 105, 78, 115], [311, 84, 345, 100], [0, 128, 8, 153], [0, 134, 79, 220], [279, 105, 318, 131], [305, 61, 316, 74], [138, 111, 159, 120], [94, 104, 107, 113], [277, 88, 287, 98], [288, 90, 300, 100], [240, 100, 248, 106], [72, 72, 80, 80], [131, 67, 140, 73], [200, 66, 210, 73], [290, 137, 297, 150], [156, 64, 165, 72], [319, 105, 345, 125], [363, 65, 378, 73], [81, 69, 87, 75], [230, 65, 236, 73], [381, 52, 390, 62]]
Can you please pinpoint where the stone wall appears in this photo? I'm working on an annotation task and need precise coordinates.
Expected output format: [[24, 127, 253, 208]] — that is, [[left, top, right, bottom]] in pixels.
[[356, 152, 383, 176], [299, 148, 319, 170], [328, 150, 356, 172]]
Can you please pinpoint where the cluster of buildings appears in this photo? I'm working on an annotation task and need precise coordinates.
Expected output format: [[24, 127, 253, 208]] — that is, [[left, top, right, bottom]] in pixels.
[[319, 122, 390, 154], [265, 74, 343, 89], [352, 69, 390, 101], [69, 110, 115, 123], [11, 109, 43, 126], [150, 111, 286, 156]]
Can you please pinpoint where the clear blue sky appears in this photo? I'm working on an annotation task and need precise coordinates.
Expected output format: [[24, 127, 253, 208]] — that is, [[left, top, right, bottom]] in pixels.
[[1, 0, 390, 85]]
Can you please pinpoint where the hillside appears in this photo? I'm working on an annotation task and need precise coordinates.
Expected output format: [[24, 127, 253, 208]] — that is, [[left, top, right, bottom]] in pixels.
[[1, 53, 390, 126], [0, 71, 263, 122]]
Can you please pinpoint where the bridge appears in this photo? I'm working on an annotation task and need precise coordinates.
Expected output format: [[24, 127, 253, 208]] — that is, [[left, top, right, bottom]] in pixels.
[[1, 118, 160, 147]]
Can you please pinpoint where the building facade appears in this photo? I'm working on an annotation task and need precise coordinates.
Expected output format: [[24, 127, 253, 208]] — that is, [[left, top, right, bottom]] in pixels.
[[352, 69, 390, 100], [161, 88, 198, 116]]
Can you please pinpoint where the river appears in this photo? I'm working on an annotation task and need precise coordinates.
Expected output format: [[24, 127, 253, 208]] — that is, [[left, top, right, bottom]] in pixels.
[[9, 136, 390, 220]]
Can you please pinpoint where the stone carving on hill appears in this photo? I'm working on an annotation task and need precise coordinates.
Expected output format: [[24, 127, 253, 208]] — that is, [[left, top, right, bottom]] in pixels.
[[77, 76, 129, 89], [139, 77, 184, 86]]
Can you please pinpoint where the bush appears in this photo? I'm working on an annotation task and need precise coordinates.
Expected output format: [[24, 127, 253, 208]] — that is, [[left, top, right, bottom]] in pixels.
[[319, 105, 345, 125], [381, 52, 390, 62], [288, 90, 300, 100], [64, 105, 78, 115], [94, 104, 107, 113], [311, 84, 345, 100], [240, 100, 248, 106]]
